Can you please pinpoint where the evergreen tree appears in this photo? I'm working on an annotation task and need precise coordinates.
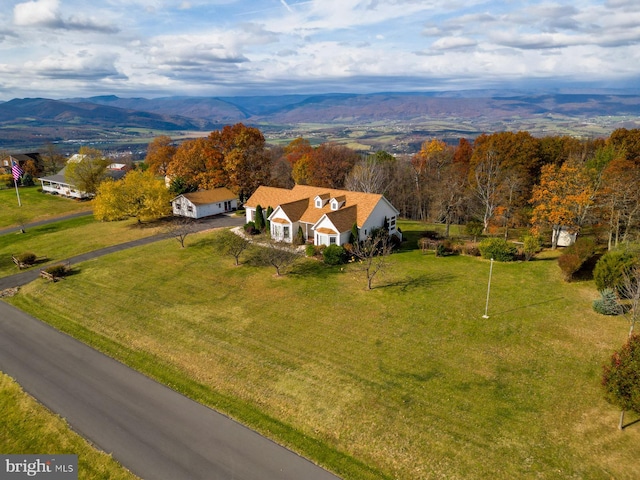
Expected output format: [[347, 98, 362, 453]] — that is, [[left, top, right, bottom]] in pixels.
[[255, 204, 265, 232]]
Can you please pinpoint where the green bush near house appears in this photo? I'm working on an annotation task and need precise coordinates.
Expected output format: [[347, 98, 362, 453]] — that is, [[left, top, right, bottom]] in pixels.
[[322, 244, 346, 265]]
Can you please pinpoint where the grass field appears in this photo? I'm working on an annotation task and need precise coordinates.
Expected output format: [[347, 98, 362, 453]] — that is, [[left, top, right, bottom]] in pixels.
[[0, 216, 166, 278], [0, 371, 138, 480], [0, 186, 92, 228], [5, 220, 639, 479]]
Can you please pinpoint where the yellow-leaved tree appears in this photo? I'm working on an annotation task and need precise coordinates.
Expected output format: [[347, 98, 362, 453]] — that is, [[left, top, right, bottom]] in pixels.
[[94, 170, 171, 223], [530, 160, 594, 248]]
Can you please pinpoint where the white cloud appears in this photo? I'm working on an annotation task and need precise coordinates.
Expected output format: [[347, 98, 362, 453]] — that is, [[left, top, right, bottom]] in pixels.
[[1, 0, 639, 99], [14, 0, 61, 27]]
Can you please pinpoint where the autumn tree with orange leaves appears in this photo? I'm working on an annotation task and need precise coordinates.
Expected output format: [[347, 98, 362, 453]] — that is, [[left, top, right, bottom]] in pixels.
[[530, 160, 594, 248], [145, 135, 176, 175], [164, 123, 270, 199]]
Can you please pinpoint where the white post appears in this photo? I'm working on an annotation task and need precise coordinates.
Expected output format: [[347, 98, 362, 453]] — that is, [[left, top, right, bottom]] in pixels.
[[13, 176, 22, 207], [482, 258, 494, 318]]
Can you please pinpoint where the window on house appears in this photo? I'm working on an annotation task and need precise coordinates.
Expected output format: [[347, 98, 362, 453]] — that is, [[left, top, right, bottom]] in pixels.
[[316, 199, 322, 208], [283, 226, 290, 239], [187, 205, 193, 212], [175, 201, 181, 209], [329, 236, 336, 245]]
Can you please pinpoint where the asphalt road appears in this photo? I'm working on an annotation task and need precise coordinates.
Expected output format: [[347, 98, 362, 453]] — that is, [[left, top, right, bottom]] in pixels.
[[1, 212, 340, 479], [0, 302, 340, 480]]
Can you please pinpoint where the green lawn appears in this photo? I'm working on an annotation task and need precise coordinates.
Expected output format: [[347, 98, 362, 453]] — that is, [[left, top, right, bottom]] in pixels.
[[0, 216, 166, 278], [0, 371, 138, 480], [5, 221, 639, 479], [0, 186, 92, 228]]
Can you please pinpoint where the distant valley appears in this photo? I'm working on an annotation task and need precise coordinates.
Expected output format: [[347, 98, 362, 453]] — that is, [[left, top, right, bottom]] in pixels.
[[1, 91, 639, 155]]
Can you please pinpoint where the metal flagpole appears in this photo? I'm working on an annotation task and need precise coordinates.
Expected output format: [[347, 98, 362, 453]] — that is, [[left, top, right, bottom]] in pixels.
[[11, 159, 23, 207], [482, 257, 494, 319]]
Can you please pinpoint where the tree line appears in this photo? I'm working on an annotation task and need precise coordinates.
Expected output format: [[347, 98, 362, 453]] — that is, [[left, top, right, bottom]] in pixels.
[[146, 124, 640, 248]]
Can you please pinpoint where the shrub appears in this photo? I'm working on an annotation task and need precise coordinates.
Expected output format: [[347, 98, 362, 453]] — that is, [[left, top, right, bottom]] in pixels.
[[43, 264, 68, 278], [243, 221, 258, 235], [523, 235, 542, 261], [602, 335, 640, 416], [305, 244, 316, 257], [593, 288, 623, 316], [557, 237, 595, 281], [465, 220, 484, 241], [594, 250, 639, 295], [0, 174, 13, 188], [462, 242, 480, 256], [16, 252, 36, 265], [295, 226, 305, 245], [323, 244, 346, 265], [478, 238, 517, 262], [20, 173, 35, 187]]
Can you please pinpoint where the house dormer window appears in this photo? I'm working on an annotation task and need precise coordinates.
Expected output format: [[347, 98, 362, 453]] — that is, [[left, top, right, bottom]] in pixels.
[[314, 194, 330, 208], [330, 196, 346, 211]]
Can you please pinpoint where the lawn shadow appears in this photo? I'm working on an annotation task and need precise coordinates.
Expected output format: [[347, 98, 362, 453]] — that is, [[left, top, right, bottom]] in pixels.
[[622, 417, 640, 430], [491, 297, 565, 316], [289, 259, 335, 279], [378, 272, 455, 292]]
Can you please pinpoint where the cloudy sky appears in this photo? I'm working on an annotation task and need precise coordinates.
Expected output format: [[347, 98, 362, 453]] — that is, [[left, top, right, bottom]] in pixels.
[[1, 0, 639, 100]]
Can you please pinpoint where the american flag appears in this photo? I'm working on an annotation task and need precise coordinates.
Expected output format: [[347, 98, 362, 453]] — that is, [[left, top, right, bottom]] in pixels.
[[11, 160, 23, 181]]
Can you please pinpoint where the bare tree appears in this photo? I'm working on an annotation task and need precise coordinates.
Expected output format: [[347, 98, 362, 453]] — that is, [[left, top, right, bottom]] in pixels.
[[214, 229, 250, 266], [345, 152, 395, 194], [473, 151, 502, 234], [350, 233, 394, 290], [256, 240, 300, 276], [166, 217, 196, 248], [619, 264, 640, 338]]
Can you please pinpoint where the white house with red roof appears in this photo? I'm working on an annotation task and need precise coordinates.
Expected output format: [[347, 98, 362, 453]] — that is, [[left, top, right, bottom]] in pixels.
[[244, 185, 400, 246]]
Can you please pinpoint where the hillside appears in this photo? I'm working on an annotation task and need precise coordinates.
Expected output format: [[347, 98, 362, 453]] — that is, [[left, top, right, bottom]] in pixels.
[[1, 91, 639, 151]]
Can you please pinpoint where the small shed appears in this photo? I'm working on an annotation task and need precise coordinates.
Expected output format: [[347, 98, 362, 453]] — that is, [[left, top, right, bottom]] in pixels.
[[172, 188, 237, 219], [555, 226, 577, 247]]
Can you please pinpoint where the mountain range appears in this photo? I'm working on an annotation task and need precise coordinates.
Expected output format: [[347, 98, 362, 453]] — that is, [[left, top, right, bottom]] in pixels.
[[1, 91, 639, 151]]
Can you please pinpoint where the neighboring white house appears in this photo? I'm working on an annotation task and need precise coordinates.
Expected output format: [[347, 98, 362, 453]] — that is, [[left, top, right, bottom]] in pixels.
[[172, 188, 237, 219], [244, 184, 401, 246], [38, 154, 128, 199]]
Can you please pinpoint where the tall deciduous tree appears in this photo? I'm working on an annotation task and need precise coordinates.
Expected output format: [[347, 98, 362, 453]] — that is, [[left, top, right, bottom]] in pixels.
[[65, 147, 111, 195], [530, 160, 594, 248], [345, 151, 396, 194], [598, 158, 640, 249], [94, 170, 171, 223], [308, 143, 359, 188], [167, 137, 223, 191], [145, 135, 176, 175]]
